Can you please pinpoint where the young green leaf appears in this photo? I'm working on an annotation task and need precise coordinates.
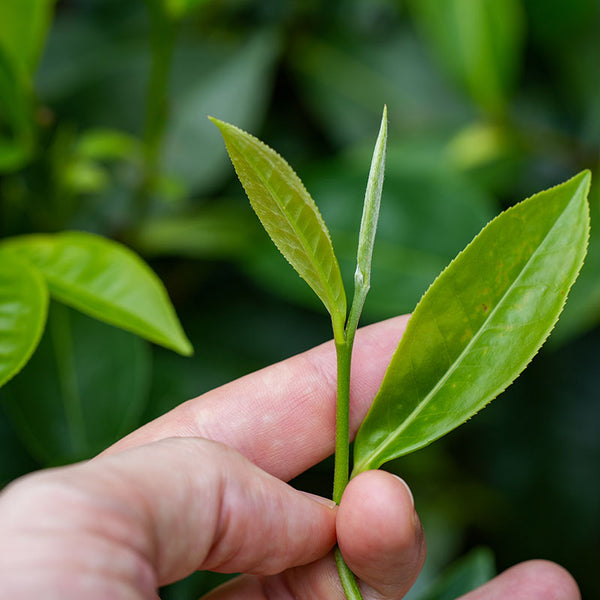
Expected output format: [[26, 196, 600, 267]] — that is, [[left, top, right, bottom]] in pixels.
[[353, 171, 591, 475], [0, 252, 48, 388], [210, 116, 347, 338], [1, 232, 193, 356], [345, 105, 387, 341]]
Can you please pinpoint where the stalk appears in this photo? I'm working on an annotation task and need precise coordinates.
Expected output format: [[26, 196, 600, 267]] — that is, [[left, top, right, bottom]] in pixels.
[[332, 106, 388, 599], [136, 0, 178, 220]]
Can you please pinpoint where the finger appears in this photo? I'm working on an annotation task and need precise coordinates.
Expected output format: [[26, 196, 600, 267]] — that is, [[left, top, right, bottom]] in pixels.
[[458, 560, 581, 600], [105, 315, 410, 481], [0, 437, 337, 592], [200, 471, 425, 600], [337, 471, 426, 598]]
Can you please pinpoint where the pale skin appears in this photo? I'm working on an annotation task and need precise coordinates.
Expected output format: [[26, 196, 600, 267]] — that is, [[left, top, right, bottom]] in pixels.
[[0, 316, 581, 600]]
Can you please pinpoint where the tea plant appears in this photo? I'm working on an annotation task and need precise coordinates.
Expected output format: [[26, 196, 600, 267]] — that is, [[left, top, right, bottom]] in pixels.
[[212, 108, 590, 600]]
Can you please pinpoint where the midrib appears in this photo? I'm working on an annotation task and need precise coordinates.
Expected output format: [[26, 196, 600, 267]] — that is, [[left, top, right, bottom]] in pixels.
[[247, 146, 342, 314]]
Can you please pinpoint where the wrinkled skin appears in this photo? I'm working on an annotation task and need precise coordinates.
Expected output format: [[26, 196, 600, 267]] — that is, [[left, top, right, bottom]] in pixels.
[[0, 316, 581, 600]]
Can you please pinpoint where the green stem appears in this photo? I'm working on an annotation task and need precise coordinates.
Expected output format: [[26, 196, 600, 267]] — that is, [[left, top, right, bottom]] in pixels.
[[332, 106, 387, 600], [333, 336, 352, 504], [333, 331, 364, 600], [335, 548, 364, 600], [136, 0, 178, 220]]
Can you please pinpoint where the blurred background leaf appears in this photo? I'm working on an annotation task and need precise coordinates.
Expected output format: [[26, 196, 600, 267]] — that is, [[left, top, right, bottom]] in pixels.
[[415, 547, 495, 600], [163, 29, 281, 195], [0, 0, 56, 74], [0, 302, 151, 465], [409, 0, 525, 116], [0, 253, 48, 388]]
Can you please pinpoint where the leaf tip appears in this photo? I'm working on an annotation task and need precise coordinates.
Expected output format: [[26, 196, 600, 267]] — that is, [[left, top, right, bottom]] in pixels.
[[207, 115, 223, 129], [566, 169, 592, 196], [174, 336, 194, 357]]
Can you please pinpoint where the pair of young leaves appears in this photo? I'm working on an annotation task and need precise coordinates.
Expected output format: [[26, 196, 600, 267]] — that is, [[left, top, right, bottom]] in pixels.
[[212, 109, 591, 476]]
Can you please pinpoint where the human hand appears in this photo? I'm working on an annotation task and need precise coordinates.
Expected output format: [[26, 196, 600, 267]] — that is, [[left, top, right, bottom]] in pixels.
[[0, 316, 581, 599]]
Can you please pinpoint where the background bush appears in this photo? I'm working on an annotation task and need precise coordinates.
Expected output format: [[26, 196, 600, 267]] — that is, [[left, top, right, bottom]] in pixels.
[[0, 0, 598, 598]]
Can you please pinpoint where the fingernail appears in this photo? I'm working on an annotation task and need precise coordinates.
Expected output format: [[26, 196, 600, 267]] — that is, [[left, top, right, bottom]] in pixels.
[[391, 474, 415, 509], [300, 490, 338, 509]]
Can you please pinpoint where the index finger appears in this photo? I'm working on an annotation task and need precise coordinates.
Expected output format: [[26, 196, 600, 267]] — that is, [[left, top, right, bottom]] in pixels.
[[105, 315, 409, 481]]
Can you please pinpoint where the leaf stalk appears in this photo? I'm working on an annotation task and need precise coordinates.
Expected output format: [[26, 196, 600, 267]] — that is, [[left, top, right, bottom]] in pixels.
[[332, 106, 388, 600]]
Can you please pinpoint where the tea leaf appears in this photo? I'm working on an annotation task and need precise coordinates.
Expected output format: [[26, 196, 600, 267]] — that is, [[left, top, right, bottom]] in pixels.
[[353, 171, 591, 474], [0, 253, 48, 388], [244, 143, 496, 317], [211, 117, 347, 336], [1, 232, 193, 356], [345, 105, 387, 340]]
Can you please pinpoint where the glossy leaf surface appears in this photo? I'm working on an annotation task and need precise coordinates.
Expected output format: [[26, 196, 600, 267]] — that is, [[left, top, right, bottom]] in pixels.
[[353, 172, 591, 474], [1, 303, 151, 465], [211, 117, 347, 335], [0, 253, 48, 388], [1, 232, 193, 356]]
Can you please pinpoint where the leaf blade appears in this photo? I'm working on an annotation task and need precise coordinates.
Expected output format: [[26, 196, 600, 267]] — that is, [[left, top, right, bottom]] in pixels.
[[210, 117, 347, 335], [0, 252, 48, 388], [353, 171, 591, 474], [1, 232, 193, 356]]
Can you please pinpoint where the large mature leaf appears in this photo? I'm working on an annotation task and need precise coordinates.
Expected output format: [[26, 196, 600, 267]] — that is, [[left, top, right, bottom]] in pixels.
[[353, 171, 591, 474], [1, 232, 193, 356], [211, 117, 347, 335], [1, 303, 151, 465], [0, 253, 48, 388], [410, 0, 524, 115]]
